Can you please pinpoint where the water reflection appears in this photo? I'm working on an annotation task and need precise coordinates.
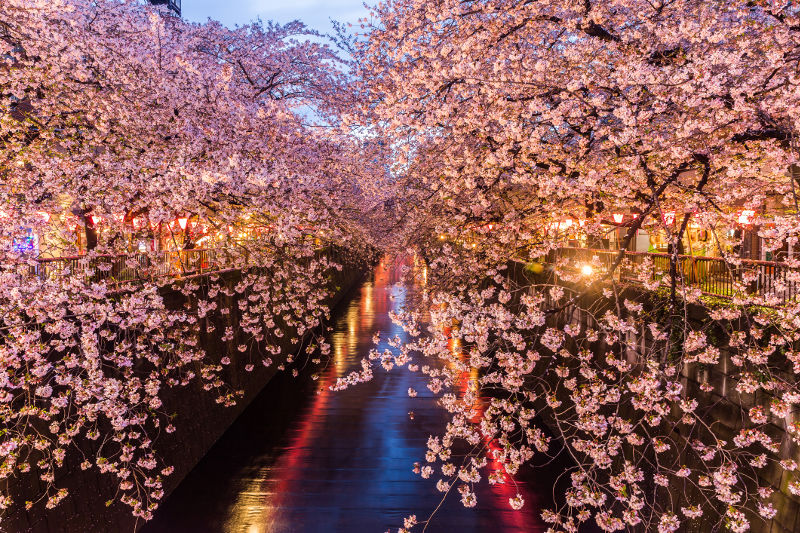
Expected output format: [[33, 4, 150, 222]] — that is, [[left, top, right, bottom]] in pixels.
[[144, 257, 565, 532]]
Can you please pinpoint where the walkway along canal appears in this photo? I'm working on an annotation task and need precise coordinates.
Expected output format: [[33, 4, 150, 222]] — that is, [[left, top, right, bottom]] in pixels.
[[143, 258, 576, 533]]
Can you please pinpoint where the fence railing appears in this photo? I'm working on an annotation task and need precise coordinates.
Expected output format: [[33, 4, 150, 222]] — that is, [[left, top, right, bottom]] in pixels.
[[27, 245, 346, 284], [30, 249, 227, 283], [550, 248, 800, 305]]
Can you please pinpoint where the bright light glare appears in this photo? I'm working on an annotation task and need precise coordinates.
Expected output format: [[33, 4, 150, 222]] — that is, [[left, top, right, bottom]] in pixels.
[[581, 264, 594, 276]]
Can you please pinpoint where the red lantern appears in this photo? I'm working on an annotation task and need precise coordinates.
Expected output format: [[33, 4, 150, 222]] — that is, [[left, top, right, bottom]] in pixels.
[[664, 212, 675, 225], [90, 215, 102, 225], [612, 213, 624, 224]]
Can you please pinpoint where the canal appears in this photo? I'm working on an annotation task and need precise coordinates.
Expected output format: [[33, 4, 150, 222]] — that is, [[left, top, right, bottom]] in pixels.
[[144, 259, 571, 533]]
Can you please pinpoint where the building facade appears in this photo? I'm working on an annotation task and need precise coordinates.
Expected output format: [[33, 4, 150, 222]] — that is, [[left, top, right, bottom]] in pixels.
[[149, 0, 181, 16]]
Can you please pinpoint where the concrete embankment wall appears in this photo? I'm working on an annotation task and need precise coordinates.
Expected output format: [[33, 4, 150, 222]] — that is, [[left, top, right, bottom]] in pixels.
[[3, 263, 365, 533], [505, 261, 800, 533]]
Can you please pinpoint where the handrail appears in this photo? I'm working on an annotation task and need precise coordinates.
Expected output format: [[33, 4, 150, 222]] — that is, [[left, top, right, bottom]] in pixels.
[[35, 249, 212, 261], [23, 245, 344, 284], [27, 249, 222, 283], [595, 249, 787, 268], [550, 247, 800, 305]]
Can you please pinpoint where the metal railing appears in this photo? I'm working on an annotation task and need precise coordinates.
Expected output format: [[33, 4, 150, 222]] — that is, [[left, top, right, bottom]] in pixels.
[[31, 249, 222, 283], [551, 248, 800, 305], [27, 245, 346, 284]]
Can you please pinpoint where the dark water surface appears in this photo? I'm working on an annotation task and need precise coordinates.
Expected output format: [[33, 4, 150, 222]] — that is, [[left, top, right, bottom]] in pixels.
[[144, 259, 570, 533]]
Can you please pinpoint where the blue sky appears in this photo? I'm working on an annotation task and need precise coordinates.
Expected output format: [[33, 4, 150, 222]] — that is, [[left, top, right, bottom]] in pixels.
[[182, 0, 371, 34]]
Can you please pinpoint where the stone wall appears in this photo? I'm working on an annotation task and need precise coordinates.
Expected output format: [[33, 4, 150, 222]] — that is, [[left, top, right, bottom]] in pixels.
[[2, 262, 365, 533]]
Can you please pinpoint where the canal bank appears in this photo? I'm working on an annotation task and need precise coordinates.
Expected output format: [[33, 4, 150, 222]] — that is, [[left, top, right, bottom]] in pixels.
[[2, 257, 366, 533], [508, 259, 800, 533]]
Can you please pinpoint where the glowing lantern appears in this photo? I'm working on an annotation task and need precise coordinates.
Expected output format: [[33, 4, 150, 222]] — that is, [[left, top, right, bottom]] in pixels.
[[581, 264, 594, 276], [487, 224, 494, 230], [556, 219, 573, 231], [90, 215, 102, 225], [664, 212, 675, 225], [738, 210, 755, 225], [177, 217, 189, 230], [612, 213, 624, 224]]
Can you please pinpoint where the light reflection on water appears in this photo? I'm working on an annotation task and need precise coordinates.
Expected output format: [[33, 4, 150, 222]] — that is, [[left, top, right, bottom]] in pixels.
[[144, 257, 562, 533]]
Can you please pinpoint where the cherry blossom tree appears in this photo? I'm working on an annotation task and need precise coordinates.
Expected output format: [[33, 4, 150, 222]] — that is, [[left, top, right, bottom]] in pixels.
[[356, 0, 800, 531], [6, 0, 800, 530], [0, 0, 381, 523]]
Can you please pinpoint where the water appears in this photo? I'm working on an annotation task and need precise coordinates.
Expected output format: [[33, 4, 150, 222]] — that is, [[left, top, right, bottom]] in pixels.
[[144, 258, 571, 533]]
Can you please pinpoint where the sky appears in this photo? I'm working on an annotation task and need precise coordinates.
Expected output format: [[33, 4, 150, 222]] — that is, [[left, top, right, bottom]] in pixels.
[[181, 0, 371, 34]]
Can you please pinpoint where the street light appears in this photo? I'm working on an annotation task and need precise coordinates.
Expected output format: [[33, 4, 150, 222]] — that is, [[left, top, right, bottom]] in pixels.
[[581, 264, 594, 276]]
